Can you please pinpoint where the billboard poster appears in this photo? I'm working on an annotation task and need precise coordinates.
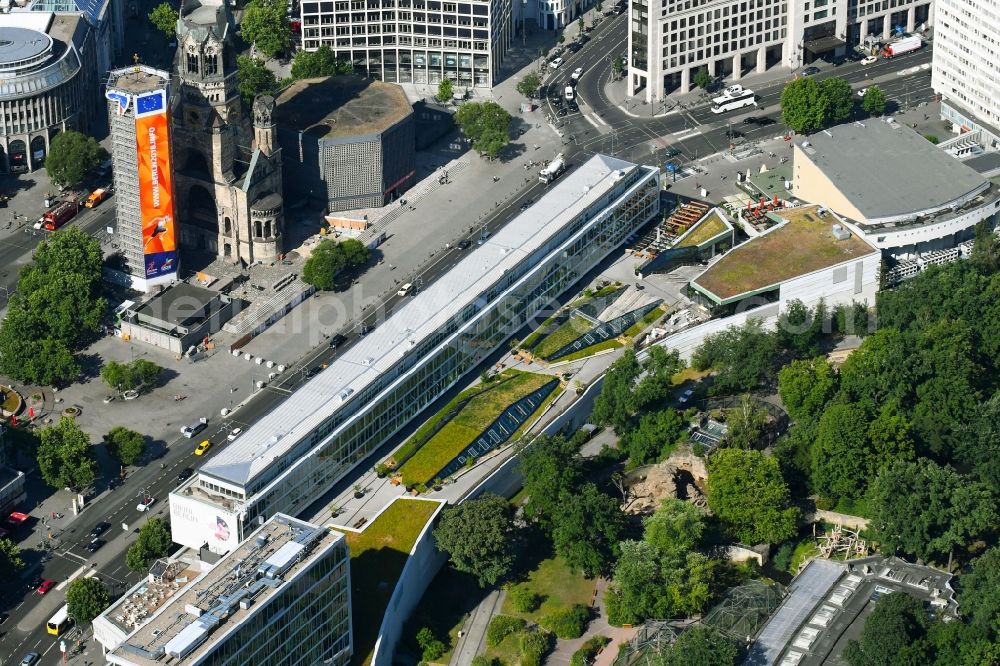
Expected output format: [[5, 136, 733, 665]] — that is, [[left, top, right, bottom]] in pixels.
[[169, 492, 241, 555], [134, 89, 177, 278]]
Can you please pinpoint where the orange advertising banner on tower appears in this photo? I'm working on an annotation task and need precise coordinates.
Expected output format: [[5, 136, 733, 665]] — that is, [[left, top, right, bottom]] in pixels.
[[135, 89, 177, 278]]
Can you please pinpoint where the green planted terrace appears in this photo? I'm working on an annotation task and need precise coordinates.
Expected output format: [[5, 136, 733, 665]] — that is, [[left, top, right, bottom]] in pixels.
[[396, 371, 558, 488]]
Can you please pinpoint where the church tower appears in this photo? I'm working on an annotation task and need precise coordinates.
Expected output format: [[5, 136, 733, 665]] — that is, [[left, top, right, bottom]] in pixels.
[[253, 95, 276, 157]]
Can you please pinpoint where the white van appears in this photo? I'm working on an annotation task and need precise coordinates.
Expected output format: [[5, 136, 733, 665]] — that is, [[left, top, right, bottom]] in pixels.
[[564, 85, 574, 101], [397, 282, 413, 297]]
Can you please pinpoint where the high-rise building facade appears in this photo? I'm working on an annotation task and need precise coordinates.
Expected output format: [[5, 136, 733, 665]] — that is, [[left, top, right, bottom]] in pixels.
[[169, 154, 661, 554], [299, 0, 514, 88], [97, 514, 352, 666], [931, 0, 1000, 148], [628, 0, 933, 99], [106, 65, 179, 291]]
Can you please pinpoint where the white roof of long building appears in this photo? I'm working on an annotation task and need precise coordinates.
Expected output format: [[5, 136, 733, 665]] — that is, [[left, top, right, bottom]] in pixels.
[[201, 153, 640, 488]]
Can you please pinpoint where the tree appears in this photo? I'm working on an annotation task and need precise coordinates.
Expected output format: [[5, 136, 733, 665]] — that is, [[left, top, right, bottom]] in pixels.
[[433, 494, 517, 587], [692, 319, 779, 394], [658, 626, 740, 666], [958, 547, 1000, 634], [416, 627, 447, 661], [861, 85, 887, 116], [290, 45, 352, 79], [241, 0, 290, 57], [811, 402, 873, 501], [621, 409, 684, 464], [0, 227, 107, 385], [454, 101, 511, 159], [970, 219, 1000, 275], [820, 76, 855, 124], [577, 17, 584, 32], [557, 33, 565, 45], [775, 299, 824, 357], [591, 349, 641, 432], [612, 56, 626, 80], [516, 72, 541, 99], [551, 483, 625, 577], [37, 417, 97, 491], [692, 68, 712, 90], [148, 2, 178, 38], [100, 359, 162, 393], [126, 518, 173, 572], [519, 434, 584, 528], [66, 577, 110, 625], [778, 357, 837, 421], [844, 593, 928, 666], [0, 538, 25, 581], [236, 55, 279, 106], [632, 346, 684, 411], [642, 498, 705, 563], [302, 238, 370, 290], [45, 131, 106, 189], [104, 426, 146, 466], [837, 328, 913, 409], [436, 77, 455, 103], [867, 459, 996, 563], [706, 449, 798, 545], [725, 395, 770, 449], [780, 77, 830, 134]]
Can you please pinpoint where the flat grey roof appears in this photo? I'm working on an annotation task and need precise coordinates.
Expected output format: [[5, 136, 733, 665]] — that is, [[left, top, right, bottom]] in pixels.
[[134, 283, 219, 327], [963, 151, 1000, 176], [200, 154, 642, 488], [0, 27, 51, 66], [796, 121, 988, 222]]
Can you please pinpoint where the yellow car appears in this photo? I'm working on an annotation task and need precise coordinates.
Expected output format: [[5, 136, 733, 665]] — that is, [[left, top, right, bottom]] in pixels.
[[194, 440, 211, 456]]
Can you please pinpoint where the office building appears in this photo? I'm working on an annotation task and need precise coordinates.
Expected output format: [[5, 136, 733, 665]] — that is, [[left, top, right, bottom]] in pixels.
[[791, 121, 1000, 256], [169, 153, 661, 553], [95, 514, 352, 666], [106, 65, 179, 291], [173, 0, 285, 263], [275, 75, 416, 211], [299, 0, 515, 89], [931, 0, 1000, 148], [628, 0, 933, 99], [0, 13, 98, 173]]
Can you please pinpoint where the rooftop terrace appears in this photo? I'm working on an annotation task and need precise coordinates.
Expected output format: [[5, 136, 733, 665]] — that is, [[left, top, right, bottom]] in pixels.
[[274, 76, 413, 140], [693, 205, 877, 303], [107, 515, 344, 666]]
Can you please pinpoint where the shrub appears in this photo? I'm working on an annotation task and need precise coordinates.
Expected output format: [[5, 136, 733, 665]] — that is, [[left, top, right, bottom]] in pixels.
[[416, 626, 447, 662], [772, 542, 794, 573], [508, 584, 542, 613], [540, 604, 590, 639], [471, 658, 500, 666], [520, 630, 551, 666], [486, 615, 526, 647], [571, 635, 611, 666]]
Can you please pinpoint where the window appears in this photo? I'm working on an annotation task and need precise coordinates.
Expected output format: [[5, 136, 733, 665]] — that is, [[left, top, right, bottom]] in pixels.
[[187, 52, 199, 74], [205, 54, 218, 75]]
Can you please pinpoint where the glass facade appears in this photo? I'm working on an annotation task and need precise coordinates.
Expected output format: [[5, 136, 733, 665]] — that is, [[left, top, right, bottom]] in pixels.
[[196, 541, 352, 666], [225, 166, 660, 538]]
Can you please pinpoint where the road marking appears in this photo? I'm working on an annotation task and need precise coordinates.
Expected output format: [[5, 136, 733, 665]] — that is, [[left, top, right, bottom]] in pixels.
[[55, 564, 87, 591], [672, 128, 700, 139], [582, 113, 602, 130]]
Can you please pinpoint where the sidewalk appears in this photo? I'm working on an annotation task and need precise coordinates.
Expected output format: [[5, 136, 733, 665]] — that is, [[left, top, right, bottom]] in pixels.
[[546, 578, 638, 666]]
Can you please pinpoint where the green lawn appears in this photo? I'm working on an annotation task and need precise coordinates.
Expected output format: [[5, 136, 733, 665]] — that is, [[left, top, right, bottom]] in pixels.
[[346, 498, 441, 666], [620, 305, 667, 339], [399, 566, 486, 664], [398, 372, 555, 487], [502, 556, 596, 624], [677, 211, 728, 248], [484, 630, 525, 665], [553, 338, 624, 363], [533, 314, 595, 359], [390, 384, 490, 467]]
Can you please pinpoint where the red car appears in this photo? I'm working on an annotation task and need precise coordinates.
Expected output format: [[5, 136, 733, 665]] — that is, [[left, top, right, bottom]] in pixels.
[[36, 579, 56, 595]]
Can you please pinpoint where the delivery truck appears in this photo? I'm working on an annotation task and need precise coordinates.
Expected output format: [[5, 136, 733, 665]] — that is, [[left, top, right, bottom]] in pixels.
[[881, 35, 921, 58]]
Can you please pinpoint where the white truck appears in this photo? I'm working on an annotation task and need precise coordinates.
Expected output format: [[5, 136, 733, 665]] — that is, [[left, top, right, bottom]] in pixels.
[[881, 35, 921, 58], [539, 154, 566, 184]]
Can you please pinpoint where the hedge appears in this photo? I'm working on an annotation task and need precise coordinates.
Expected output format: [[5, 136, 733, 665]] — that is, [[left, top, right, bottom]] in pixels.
[[486, 615, 526, 647]]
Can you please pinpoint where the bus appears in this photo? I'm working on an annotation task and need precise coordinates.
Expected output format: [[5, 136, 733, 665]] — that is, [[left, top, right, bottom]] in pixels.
[[46, 605, 73, 636], [42, 202, 77, 231], [711, 89, 757, 114]]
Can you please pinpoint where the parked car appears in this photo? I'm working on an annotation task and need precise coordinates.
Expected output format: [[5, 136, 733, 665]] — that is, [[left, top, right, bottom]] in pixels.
[[194, 440, 212, 456], [36, 580, 56, 595], [802, 66, 821, 75], [549, 57, 564, 69], [457, 239, 472, 250], [89, 521, 110, 539], [177, 467, 195, 482], [678, 388, 695, 405], [861, 55, 878, 65], [857, 87, 869, 97], [136, 497, 155, 512], [742, 116, 762, 125]]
